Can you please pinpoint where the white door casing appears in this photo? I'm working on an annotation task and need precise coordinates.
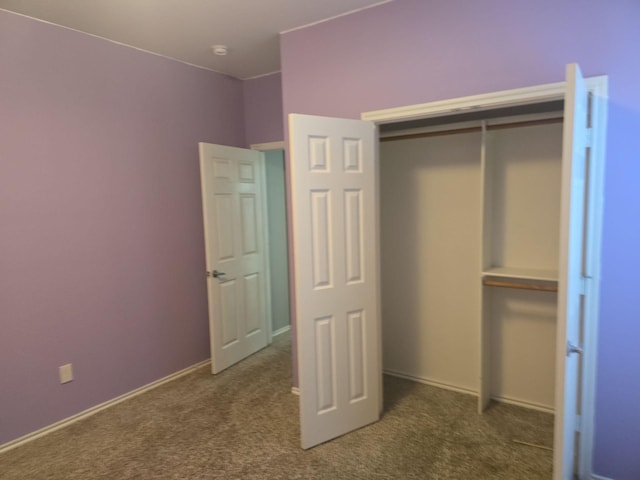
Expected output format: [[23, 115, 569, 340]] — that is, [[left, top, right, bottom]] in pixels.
[[361, 65, 605, 479], [554, 64, 590, 479], [289, 114, 381, 449], [199, 143, 270, 374]]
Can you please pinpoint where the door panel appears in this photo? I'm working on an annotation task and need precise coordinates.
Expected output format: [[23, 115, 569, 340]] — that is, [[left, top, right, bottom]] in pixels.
[[345, 190, 364, 283], [290, 114, 380, 449], [554, 63, 589, 480], [215, 195, 234, 260], [240, 194, 258, 254], [315, 315, 337, 413], [199, 143, 270, 374], [220, 280, 238, 347], [244, 273, 261, 334], [347, 309, 366, 401], [311, 190, 333, 288]]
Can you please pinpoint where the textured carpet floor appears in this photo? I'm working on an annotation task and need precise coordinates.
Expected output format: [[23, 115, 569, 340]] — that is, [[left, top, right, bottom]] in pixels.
[[0, 333, 553, 479]]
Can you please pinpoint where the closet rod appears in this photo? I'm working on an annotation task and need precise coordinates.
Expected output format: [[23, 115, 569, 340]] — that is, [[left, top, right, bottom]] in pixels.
[[381, 116, 563, 143], [482, 279, 558, 293]]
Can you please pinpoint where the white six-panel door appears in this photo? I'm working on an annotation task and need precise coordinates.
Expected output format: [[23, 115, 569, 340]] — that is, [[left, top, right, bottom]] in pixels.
[[554, 64, 590, 479], [289, 114, 381, 449], [199, 143, 270, 374]]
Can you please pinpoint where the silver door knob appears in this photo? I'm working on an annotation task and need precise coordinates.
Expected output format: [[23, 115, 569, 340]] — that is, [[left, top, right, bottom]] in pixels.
[[567, 341, 583, 356], [212, 270, 226, 278]]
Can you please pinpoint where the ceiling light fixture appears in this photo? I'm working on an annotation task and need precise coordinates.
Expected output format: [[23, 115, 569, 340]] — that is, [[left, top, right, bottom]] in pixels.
[[212, 45, 228, 56]]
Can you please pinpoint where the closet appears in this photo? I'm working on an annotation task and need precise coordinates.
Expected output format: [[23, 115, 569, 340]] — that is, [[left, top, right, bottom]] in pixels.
[[290, 64, 606, 478], [379, 105, 564, 414]]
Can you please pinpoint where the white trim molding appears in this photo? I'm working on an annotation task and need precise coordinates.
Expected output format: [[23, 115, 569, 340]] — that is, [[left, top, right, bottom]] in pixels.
[[280, 1, 392, 35], [579, 74, 608, 480], [0, 359, 210, 455], [491, 395, 554, 415], [362, 76, 607, 126], [250, 141, 285, 151], [383, 369, 477, 397], [244, 70, 281, 81], [384, 369, 554, 413], [272, 325, 291, 337], [362, 82, 566, 124], [0, 9, 227, 76]]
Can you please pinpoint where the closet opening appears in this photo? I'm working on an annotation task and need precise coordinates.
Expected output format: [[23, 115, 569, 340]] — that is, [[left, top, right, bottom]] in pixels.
[[291, 68, 607, 478], [378, 105, 565, 417]]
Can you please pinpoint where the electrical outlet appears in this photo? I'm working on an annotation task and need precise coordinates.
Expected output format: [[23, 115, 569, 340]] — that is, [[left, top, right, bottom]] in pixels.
[[59, 363, 73, 384]]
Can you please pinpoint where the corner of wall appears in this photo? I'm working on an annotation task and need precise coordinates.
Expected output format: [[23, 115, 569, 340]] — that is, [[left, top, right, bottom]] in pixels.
[[241, 72, 284, 147]]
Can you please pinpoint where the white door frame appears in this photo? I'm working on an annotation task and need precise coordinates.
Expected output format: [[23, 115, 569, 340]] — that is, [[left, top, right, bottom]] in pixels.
[[251, 141, 286, 151], [361, 75, 608, 479], [251, 141, 287, 343]]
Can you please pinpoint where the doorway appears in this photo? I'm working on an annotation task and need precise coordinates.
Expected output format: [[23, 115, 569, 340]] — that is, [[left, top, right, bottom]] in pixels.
[[198, 142, 291, 373], [250, 143, 291, 340]]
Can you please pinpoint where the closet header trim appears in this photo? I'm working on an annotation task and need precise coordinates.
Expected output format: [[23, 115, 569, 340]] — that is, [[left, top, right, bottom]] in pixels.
[[380, 117, 563, 143], [362, 82, 567, 124]]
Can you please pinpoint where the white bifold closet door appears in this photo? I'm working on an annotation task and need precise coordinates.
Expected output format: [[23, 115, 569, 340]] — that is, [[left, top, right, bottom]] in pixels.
[[554, 63, 590, 480]]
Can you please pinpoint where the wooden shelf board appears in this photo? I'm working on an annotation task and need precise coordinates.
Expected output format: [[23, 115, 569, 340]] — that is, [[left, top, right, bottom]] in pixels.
[[482, 266, 558, 282]]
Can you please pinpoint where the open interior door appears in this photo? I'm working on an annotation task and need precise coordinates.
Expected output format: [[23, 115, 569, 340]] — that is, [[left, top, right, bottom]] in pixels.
[[289, 114, 381, 449], [199, 143, 270, 374], [554, 64, 590, 479]]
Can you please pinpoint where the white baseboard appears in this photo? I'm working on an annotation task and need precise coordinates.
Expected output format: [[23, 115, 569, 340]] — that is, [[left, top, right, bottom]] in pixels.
[[291, 386, 300, 395], [383, 369, 555, 414], [272, 325, 291, 337], [591, 474, 614, 480], [491, 394, 554, 414], [383, 369, 477, 397], [0, 359, 210, 454]]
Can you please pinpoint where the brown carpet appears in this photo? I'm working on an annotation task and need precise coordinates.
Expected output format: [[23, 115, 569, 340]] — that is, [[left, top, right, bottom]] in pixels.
[[0, 333, 553, 479]]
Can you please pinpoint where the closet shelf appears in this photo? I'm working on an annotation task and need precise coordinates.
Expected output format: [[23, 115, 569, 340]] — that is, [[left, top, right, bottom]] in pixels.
[[482, 278, 558, 293], [482, 266, 558, 282]]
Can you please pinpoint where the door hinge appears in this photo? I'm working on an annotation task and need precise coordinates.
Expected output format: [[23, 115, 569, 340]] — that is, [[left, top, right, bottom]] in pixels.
[[579, 276, 592, 296], [585, 128, 593, 148], [567, 341, 583, 357]]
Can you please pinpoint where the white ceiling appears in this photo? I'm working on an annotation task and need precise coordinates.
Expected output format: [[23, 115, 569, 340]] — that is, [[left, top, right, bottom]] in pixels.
[[0, 0, 390, 79]]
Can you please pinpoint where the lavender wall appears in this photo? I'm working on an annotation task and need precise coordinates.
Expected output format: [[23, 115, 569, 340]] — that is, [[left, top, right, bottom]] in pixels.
[[0, 11, 245, 445], [243, 72, 284, 146], [281, 1, 640, 478]]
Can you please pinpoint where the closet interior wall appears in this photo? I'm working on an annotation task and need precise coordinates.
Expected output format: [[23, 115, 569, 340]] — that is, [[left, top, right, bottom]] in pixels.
[[379, 110, 564, 413]]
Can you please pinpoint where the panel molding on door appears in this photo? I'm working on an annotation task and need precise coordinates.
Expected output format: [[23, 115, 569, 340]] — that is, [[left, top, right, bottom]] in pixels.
[[199, 143, 270, 374], [290, 114, 380, 449]]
